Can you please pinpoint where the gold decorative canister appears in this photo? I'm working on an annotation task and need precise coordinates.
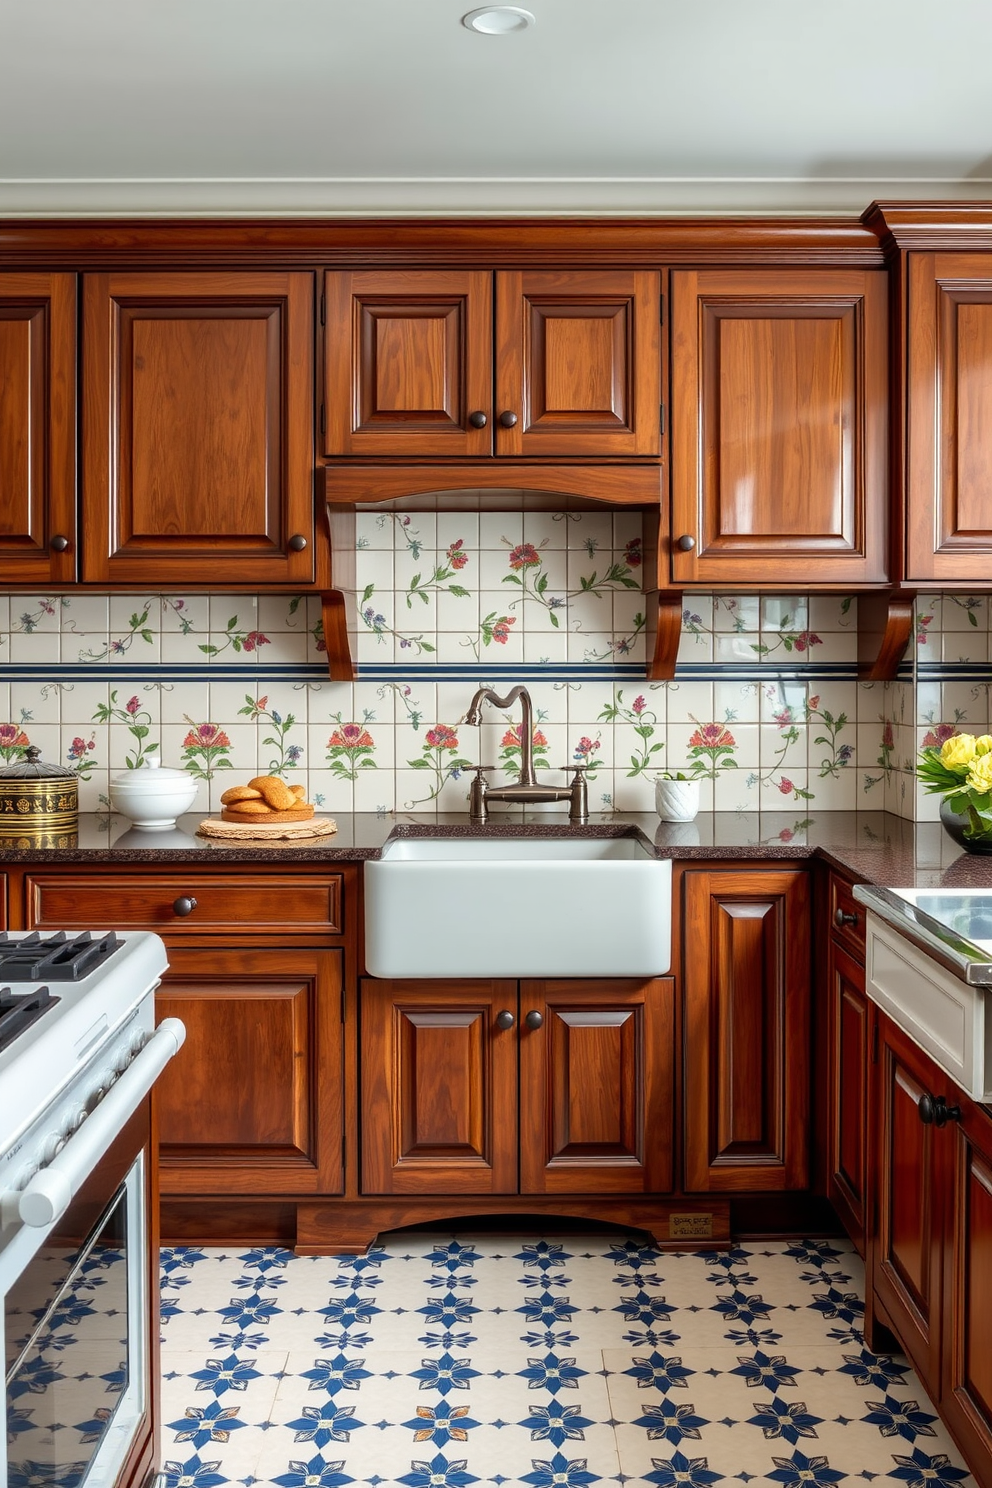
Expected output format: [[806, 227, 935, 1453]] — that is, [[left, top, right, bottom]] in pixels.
[[0, 745, 79, 844]]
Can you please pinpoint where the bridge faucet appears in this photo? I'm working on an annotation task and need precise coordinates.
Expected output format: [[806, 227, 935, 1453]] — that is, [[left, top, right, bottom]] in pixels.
[[464, 685, 589, 824]]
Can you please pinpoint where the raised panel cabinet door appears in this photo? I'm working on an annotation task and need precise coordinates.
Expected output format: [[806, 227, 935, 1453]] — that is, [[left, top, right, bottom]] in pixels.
[[0, 272, 76, 585], [941, 1095, 992, 1478], [82, 271, 315, 586], [496, 270, 661, 457], [683, 868, 810, 1191], [872, 1014, 945, 1397], [670, 268, 888, 585], [827, 941, 869, 1255], [906, 252, 992, 584], [154, 946, 343, 1197], [518, 978, 674, 1195], [360, 978, 518, 1195], [324, 271, 493, 457]]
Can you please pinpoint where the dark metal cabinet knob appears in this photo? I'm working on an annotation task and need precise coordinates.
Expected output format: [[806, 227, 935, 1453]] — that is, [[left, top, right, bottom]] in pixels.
[[834, 907, 859, 929], [676, 534, 696, 552], [50, 534, 70, 552], [498, 411, 518, 428], [288, 534, 308, 551], [524, 1010, 544, 1030], [918, 1094, 961, 1127], [495, 1010, 515, 1030], [468, 411, 488, 428], [172, 896, 197, 917]]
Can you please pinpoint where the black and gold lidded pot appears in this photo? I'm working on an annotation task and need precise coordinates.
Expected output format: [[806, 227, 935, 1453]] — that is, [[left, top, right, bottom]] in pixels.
[[0, 745, 79, 847]]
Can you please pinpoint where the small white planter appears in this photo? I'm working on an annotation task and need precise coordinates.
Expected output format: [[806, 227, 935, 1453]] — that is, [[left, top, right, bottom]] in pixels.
[[655, 777, 700, 822]]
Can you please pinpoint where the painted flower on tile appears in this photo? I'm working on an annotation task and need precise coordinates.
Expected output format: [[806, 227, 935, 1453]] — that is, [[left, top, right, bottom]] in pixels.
[[599, 689, 665, 776], [160, 1451, 229, 1487], [643, 1450, 722, 1487], [79, 606, 154, 663], [66, 734, 98, 780], [406, 724, 474, 808], [398, 1454, 479, 1488], [686, 722, 737, 779], [446, 539, 469, 571], [498, 725, 550, 777], [326, 722, 377, 782], [238, 694, 304, 776], [520, 1453, 600, 1487], [508, 543, 542, 569], [272, 1454, 355, 1488], [632, 1399, 708, 1444], [181, 721, 232, 780], [766, 1450, 846, 1488], [0, 723, 30, 763], [624, 536, 643, 567], [921, 722, 958, 748], [478, 612, 516, 649], [93, 689, 158, 768], [198, 617, 271, 657], [887, 1449, 972, 1488], [571, 734, 603, 780]]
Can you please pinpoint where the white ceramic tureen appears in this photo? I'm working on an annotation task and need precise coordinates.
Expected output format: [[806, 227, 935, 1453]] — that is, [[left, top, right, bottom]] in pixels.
[[108, 758, 199, 829]]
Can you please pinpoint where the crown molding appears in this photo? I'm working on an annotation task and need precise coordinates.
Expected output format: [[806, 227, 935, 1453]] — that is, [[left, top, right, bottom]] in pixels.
[[1, 175, 991, 217]]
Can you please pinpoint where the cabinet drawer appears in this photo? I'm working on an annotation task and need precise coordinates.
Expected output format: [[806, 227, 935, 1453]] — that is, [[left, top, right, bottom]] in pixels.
[[828, 871, 866, 960], [25, 873, 343, 935]]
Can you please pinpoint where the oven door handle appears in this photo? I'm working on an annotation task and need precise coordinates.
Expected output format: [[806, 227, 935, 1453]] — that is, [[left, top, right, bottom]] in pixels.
[[15, 1018, 186, 1230]]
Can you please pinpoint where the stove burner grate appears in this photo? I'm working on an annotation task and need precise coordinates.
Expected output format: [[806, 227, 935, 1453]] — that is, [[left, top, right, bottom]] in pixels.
[[0, 930, 124, 982], [0, 984, 59, 1053]]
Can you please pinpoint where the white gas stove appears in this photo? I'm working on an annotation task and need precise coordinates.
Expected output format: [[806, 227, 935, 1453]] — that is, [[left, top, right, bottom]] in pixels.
[[1, 929, 185, 1488]]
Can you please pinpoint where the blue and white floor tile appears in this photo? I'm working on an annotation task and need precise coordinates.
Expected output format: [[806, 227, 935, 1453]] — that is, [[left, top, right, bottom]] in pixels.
[[158, 1234, 975, 1488]]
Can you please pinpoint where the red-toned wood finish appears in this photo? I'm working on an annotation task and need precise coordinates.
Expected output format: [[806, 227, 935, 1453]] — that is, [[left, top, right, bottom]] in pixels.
[[0, 272, 76, 585], [25, 872, 343, 935], [324, 268, 661, 460], [827, 940, 870, 1255], [324, 270, 493, 457], [905, 252, 992, 584], [495, 270, 661, 457], [943, 1093, 992, 1484], [683, 868, 810, 1191], [360, 978, 518, 1195], [82, 270, 316, 586], [670, 268, 888, 586], [871, 1012, 945, 1398], [155, 946, 344, 1197], [518, 977, 674, 1195]]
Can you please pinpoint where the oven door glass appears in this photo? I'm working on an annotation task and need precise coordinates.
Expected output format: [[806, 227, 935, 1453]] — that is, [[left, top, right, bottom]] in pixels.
[[5, 1153, 146, 1488]]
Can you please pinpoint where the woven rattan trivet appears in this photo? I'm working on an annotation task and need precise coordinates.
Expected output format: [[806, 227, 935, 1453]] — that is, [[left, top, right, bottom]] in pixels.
[[197, 816, 338, 841]]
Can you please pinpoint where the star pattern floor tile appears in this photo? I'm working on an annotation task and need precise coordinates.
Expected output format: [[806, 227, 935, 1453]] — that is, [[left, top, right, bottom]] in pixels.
[[156, 1233, 976, 1488]]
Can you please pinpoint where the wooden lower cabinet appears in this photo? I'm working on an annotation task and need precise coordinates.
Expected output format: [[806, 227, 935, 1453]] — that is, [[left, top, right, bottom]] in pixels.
[[360, 975, 674, 1200], [683, 868, 810, 1191], [871, 1013, 945, 1396], [155, 945, 344, 1198], [942, 1094, 992, 1480], [827, 938, 870, 1254]]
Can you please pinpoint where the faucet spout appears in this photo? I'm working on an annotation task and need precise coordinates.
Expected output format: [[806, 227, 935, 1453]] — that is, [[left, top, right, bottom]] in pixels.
[[465, 686, 537, 785]]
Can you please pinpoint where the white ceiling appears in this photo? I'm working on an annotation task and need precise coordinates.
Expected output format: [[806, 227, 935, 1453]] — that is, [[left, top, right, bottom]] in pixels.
[[3, 0, 992, 217]]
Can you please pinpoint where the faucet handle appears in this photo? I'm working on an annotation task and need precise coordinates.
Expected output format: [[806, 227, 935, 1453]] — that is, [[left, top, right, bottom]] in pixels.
[[561, 762, 590, 775]]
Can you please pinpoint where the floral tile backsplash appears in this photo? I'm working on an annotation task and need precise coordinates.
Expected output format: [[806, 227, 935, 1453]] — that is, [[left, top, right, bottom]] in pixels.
[[0, 513, 988, 819]]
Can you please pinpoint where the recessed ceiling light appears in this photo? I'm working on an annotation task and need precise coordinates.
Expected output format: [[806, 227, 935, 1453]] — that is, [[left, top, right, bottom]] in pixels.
[[462, 6, 536, 34]]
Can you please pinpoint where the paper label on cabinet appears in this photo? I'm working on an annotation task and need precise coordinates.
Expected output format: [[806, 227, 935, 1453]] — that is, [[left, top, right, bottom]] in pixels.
[[669, 1213, 714, 1239]]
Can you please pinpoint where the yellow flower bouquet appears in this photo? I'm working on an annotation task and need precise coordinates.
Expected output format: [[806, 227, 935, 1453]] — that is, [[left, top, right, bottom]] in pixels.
[[917, 731, 992, 846]]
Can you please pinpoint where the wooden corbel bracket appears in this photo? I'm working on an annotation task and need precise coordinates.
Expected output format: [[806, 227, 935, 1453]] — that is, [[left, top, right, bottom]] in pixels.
[[857, 590, 915, 680]]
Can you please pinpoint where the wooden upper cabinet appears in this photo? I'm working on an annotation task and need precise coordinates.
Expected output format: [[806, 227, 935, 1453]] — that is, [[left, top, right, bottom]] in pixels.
[[495, 270, 661, 457], [82, 271, 315, 586], [683, 867, 810, 1192], [906, 252, 992, 584], [0, 273, 76, 586], [324, 270, 493, 457], [670, 268, 888, 586], [323, 268, 661, 459]]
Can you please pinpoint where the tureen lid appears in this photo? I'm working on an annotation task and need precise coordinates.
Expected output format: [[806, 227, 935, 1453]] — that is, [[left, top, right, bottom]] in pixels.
[[0, 745, 76, 781], [110, 758, 192, 786]]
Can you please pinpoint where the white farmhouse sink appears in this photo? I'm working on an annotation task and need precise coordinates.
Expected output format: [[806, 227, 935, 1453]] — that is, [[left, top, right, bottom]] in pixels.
[[364, 835, 672, 979]]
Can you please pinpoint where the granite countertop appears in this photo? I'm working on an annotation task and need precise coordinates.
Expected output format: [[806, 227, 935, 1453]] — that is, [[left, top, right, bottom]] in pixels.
[[3, 809, 992, 890]]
